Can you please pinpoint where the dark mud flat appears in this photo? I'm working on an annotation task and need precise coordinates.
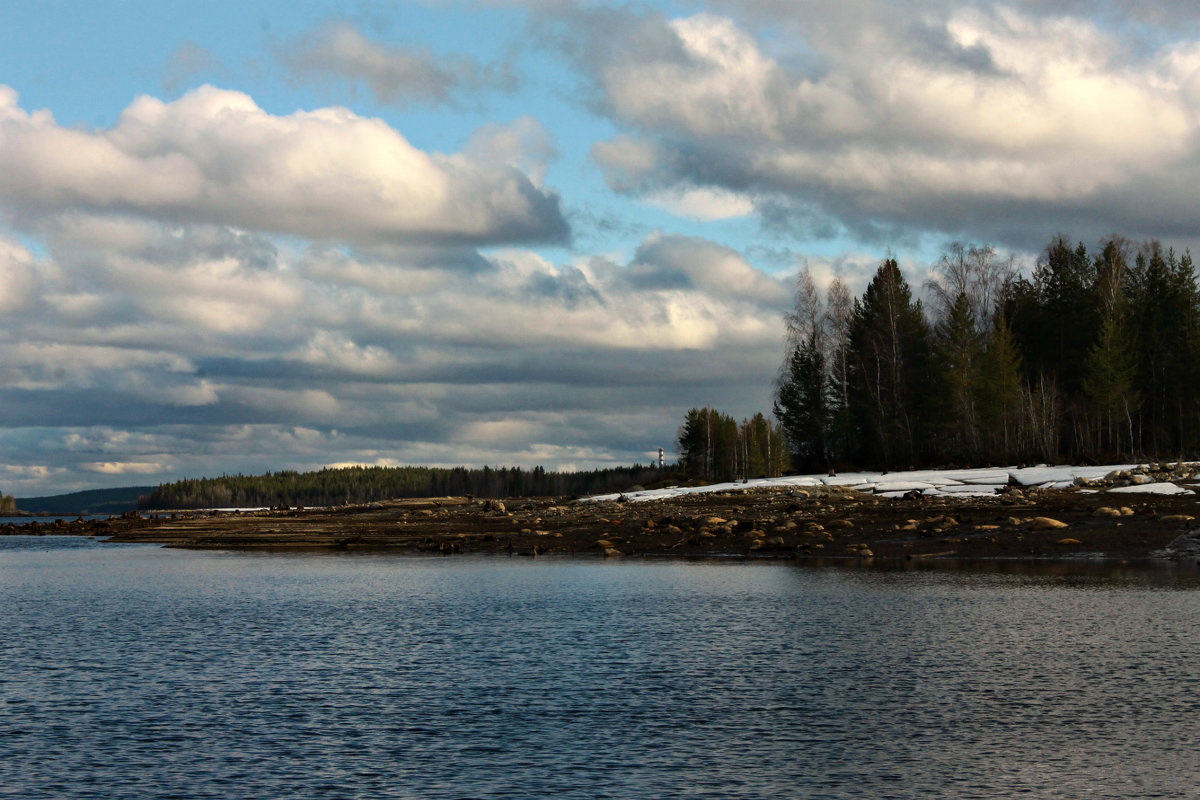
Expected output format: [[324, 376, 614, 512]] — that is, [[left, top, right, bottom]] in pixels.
[[36, 483, 1200, 564]]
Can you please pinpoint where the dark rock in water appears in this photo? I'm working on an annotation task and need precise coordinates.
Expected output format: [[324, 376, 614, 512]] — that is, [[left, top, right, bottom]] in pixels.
[[1151, 528, 1200, 560]]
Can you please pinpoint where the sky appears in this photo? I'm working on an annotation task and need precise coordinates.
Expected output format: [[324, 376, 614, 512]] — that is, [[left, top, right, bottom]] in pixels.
[[3, 0, 1200, 496]]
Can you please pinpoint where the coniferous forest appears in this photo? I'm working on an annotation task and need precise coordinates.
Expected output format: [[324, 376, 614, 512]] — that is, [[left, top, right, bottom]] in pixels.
[[681, 235, 1200, 478], [138, 464, 667, 509]]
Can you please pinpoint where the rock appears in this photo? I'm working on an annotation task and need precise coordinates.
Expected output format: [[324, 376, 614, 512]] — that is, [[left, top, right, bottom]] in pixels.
[[484, 499, 507, 514], [856, 548, 875, 558], [1056, 538, 1083, 545], [1030, 517, 1068, 530], [767, 536, 785, 546], [1093, 507, 1122, 518], [1120, 507, 1135, 516], [594, 539, 614, 548], [1158, 515, 1195, 525], [1152, 528, 1200, 560], [603, 547, 622, 558], [1131, 474, 1153, 485]]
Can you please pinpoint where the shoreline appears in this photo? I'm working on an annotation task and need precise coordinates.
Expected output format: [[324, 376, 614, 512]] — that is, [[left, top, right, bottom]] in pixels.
[[11, 482, 1200, 566]]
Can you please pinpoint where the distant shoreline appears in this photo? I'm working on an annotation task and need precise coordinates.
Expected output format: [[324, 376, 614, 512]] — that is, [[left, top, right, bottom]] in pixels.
[[8, 481, 1198, 566]]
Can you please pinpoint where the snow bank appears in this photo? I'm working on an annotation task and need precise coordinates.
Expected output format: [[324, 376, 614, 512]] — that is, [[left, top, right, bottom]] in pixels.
[[583, 463, 1192, 503]]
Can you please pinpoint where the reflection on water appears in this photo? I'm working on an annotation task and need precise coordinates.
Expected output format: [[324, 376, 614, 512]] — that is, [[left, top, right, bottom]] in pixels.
[[2, 537, 1199, 799]]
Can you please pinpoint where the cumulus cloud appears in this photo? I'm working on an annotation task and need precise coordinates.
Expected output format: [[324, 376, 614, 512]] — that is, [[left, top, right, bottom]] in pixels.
[[279, 21, 517, 107], [0, 237, 39, 314], [0, 220, 791, 493], [553, 2, 1200, 248], [0, 84, 568, 246]]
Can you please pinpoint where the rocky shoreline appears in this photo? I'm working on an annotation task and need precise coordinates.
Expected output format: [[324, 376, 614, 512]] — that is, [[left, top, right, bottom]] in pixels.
[[8, 480, 1200, 566]]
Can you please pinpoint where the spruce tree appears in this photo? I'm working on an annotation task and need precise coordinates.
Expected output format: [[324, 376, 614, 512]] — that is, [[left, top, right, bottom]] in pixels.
[[976, 316, 1024, 463], [934, 292, 983, 462], [774, 335, 830, 472], [846, 259, 934, 468]]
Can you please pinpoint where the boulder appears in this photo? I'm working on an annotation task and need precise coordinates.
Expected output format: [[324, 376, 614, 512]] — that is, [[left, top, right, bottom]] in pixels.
[[1093, 507, 1122, 518], [1030, 517, 1068, 530], [1152, 528, 1200, 560]]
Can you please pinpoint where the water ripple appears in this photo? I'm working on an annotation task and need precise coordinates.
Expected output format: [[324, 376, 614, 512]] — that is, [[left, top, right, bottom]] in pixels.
[[2, 538, 1199, 798]]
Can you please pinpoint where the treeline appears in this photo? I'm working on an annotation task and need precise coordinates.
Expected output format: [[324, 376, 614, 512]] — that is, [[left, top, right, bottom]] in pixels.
[[676, 409, 790, 482], [775, 236, 1200, 471], [0, 491, 14, 513], [138, 464, 668, 509]]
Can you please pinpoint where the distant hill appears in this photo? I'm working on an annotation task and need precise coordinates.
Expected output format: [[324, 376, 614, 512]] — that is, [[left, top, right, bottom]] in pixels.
[[15, 486, 156, 515]]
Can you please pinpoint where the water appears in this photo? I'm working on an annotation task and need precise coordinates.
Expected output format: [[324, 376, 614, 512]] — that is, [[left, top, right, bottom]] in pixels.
[[3, 537, 1199, 799]]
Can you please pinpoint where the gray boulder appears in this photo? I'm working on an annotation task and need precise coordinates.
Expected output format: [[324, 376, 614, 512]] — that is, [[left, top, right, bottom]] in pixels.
[[1151, 528, 1200, 560]]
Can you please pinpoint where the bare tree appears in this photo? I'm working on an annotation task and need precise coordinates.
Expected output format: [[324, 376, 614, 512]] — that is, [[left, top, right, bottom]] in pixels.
[[927, 242, 1016, 334]]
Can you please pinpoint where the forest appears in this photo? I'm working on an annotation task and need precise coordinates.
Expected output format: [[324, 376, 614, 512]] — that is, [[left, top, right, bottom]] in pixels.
[[138, 463, 668, 509], [676, 410, 791, 483], [681, 235, 1200, 478]]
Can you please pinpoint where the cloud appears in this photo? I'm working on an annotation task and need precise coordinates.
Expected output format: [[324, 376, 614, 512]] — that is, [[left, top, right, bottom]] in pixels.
[[548, 3, 1200, 249], [279, 21, 518, 107], [0, 84, 568, 246], [81, 461, 168, 476], [0, 237, 39, 314], [466, 116, 558, 187], [643, 187, 755, 220], [0, 220, 792, 493], [162, 41, 223, 92]]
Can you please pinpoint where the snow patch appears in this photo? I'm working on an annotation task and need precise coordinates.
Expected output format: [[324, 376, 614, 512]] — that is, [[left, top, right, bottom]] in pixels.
[[1106, 482, 1194, 495], [583, 463, 1192, 503]]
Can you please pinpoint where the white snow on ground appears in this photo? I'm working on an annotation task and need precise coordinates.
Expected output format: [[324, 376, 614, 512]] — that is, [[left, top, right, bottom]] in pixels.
[[1106, 482, 1194, 495], [584, 463, 1196, 502]]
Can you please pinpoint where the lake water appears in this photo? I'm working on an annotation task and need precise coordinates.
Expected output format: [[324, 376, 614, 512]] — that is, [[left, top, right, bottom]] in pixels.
[[3, 536, 1199, 799]]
